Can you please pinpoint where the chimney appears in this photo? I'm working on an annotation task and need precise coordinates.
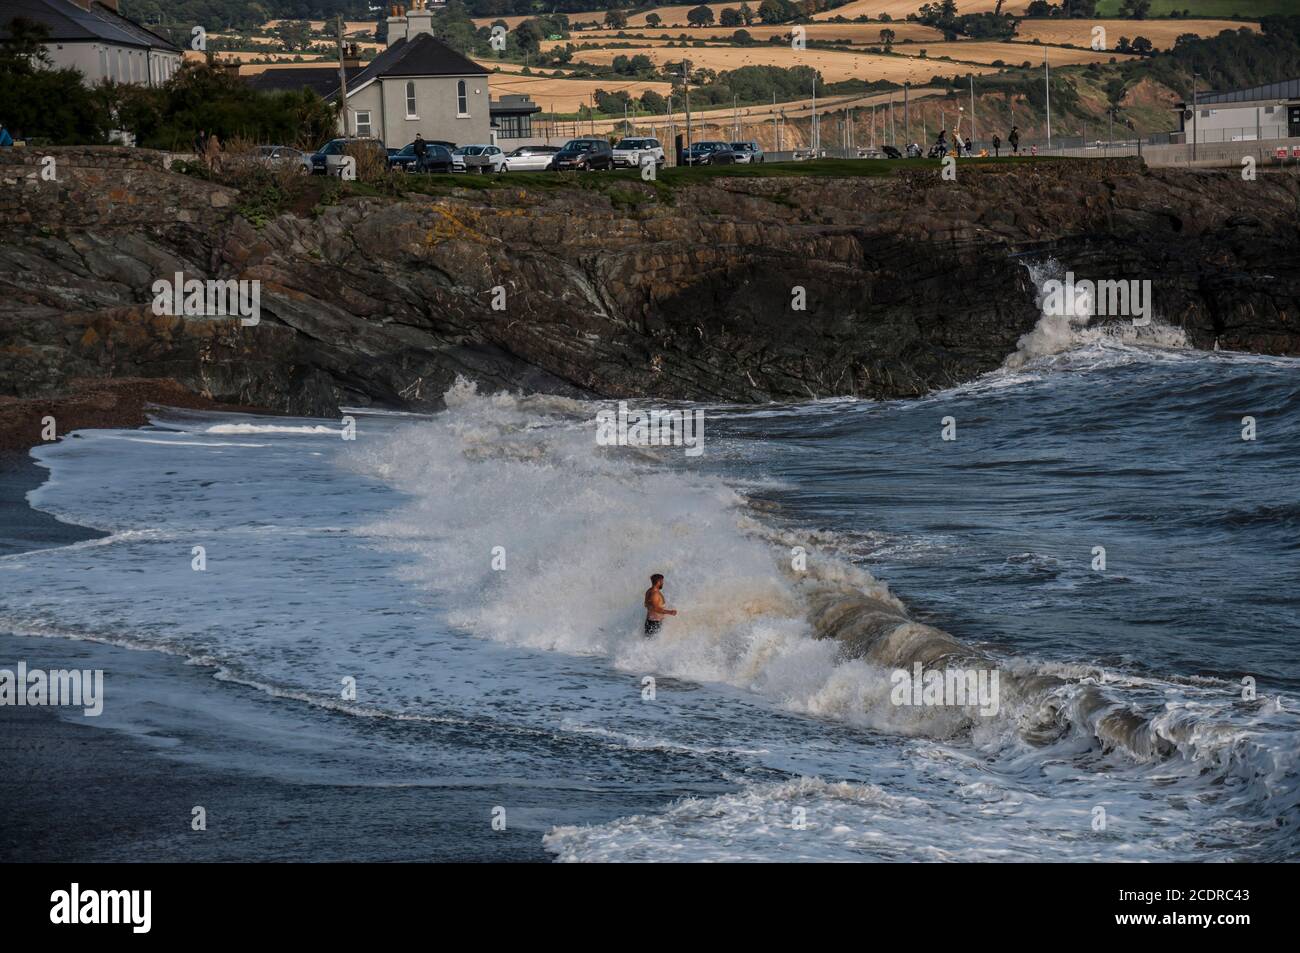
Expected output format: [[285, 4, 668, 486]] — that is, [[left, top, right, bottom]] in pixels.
[[406, 0, 434, 40], [385, 4, 408, 48]]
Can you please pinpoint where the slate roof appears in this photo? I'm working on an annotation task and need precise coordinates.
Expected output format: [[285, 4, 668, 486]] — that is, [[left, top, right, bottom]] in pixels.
[[0, 0, 179, 51], [246, 66, 356, 98], [329, 32, 485, 100]]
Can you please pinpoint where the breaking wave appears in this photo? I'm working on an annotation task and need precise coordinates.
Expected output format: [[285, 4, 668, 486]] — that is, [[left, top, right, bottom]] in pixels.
[[349, 379, 1299, 817]]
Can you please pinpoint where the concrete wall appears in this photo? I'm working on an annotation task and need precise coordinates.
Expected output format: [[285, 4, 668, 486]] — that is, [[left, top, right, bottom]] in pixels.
[[1144, 136, 1300, 169]]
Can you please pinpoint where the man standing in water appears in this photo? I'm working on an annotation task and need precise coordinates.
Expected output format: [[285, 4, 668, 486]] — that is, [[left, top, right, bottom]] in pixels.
[[644, 573, 677, 637]]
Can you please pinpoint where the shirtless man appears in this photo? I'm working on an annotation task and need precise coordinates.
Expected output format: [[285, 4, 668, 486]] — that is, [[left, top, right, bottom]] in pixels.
[[643, 573, 677, 637]]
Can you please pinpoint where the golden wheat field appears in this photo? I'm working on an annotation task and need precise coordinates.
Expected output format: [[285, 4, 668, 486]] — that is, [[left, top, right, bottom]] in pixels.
[[485, 74, 676, 112], [562, 22, 947, 44], [810, 0, 1029, 19], [568, 45, 1002, 83], [188, 50, 330, 65], [892, 40, 1137, 67], [1015, 18, 1259, 50], [262, 19, 376, 34]]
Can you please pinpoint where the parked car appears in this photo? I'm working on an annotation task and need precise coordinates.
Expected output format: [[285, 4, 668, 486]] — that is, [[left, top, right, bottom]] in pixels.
[[454, 144, 506, 173], [256, 145, 311, 172], [389, 141, 455, 173], [551, 138, 614, 171], [503, 145, 560, 171], [310, 137, 387, 176], [611, 137, 665, 169], [683, 140, 737, 166], [729, 141, 764, 164]]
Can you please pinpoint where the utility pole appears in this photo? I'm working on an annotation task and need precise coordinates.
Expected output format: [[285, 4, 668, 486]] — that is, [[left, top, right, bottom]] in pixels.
[[335, 14, 348, 136], [889, 93, 894, 146], [811, 78, 817, 153], [1045, 47, 1051, 150], [1191, 72, 1198, 162], [904, 82, 909, 144], [683, 59, 693, 154], [969, 74, 976, 147]]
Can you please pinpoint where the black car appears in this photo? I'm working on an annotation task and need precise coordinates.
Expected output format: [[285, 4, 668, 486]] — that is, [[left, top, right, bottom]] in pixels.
[[551, 138, 614, 171], [683, 141, 737, 166], [389, 141, 454, 173]]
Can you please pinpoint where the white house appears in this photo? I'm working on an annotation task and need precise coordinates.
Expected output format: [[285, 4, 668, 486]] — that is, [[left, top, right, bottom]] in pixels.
[[328, 1, 491, 147], [1, 0, 181, 86]]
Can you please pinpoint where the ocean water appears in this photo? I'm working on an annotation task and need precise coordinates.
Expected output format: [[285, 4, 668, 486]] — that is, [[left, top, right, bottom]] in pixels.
[[2, 273, 1298, 862]]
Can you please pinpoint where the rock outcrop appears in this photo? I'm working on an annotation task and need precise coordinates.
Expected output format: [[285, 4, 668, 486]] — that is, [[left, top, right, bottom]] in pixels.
[[2, 147, 1297, 417]]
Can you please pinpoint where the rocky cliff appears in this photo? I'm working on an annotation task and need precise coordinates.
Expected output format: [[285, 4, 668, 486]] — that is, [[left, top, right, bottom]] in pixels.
[[2, 148, 1297, 420]]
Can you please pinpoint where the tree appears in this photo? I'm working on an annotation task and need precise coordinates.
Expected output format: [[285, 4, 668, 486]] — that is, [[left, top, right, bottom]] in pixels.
[[758, 0, 793, 24], [739, 2, 756, 26], [641, 89, 667, 112], [513, 19, 544, 54], [733, 29, 754, 45], [113, 62, 335, 151], [604, 9, 628, 29], [1130, 35, 1153, 54], [687, 5, 716, 27], [0, 16, 105, 144], [274, 20, 312, 52], [646, 12, 662, 27], [1119, 0, 1151, 17], [720, 8, 741, 27], [879, 28, 896, 48]]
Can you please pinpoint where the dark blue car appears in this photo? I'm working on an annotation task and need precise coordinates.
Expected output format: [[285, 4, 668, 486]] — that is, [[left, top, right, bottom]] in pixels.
[[388, 141, 455, 173]]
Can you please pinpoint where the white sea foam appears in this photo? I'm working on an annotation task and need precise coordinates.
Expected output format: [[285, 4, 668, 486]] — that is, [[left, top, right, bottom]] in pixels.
[[1005, 259, 1190, 369]]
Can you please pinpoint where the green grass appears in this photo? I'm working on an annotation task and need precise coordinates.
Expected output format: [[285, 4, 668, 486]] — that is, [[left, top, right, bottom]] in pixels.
[[335, 155, 1096, 206], [1093, 0, 1280, 16]]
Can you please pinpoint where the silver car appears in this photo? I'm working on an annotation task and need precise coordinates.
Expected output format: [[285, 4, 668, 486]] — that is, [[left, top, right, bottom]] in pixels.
[[730, 141, 764, 164]]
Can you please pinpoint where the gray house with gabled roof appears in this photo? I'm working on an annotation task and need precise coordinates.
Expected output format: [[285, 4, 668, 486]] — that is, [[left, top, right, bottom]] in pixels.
[[0, 0, 181, 86], [326, 2, 491, 148]]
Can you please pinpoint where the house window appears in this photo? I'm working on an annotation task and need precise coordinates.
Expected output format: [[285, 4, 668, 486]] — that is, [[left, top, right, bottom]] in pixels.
[[355, 110, 372, 137], [457, 80, 468, 116], [405, 81, 418, 118], [496, 115, 532, 139]]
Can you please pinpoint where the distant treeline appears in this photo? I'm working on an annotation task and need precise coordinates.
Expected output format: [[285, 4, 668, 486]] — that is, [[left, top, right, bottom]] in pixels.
[[119, 0, 861, 33], [1121, 15, 1300, 98]]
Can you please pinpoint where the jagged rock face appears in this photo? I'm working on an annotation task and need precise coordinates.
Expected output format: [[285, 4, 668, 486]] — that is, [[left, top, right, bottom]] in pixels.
[[1, 148, 1297, 416]]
